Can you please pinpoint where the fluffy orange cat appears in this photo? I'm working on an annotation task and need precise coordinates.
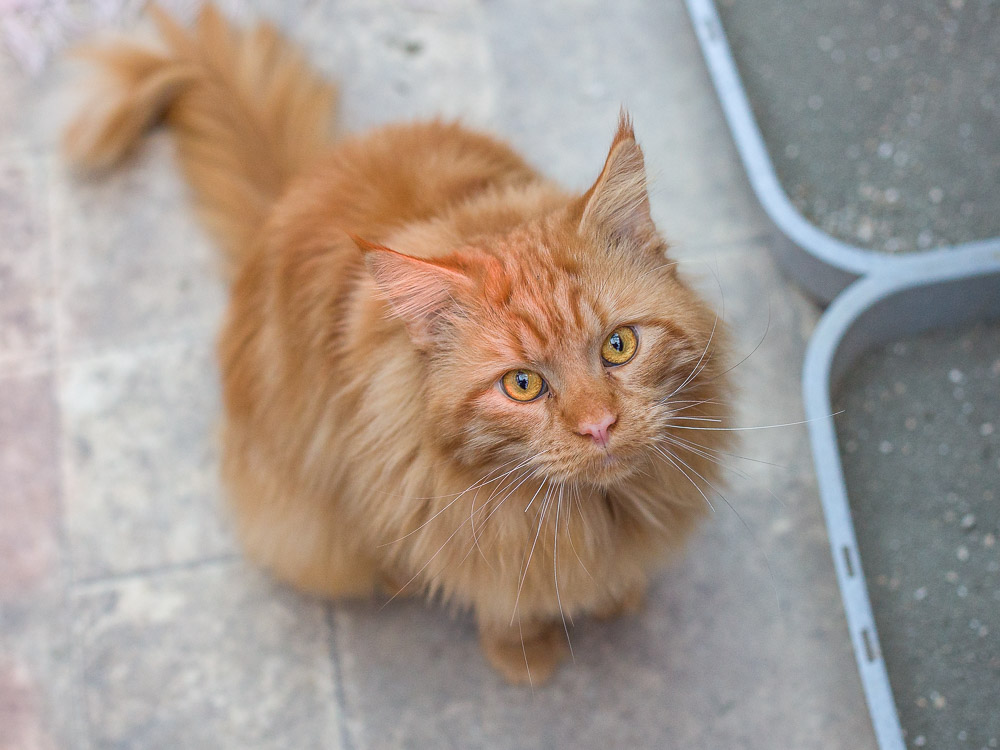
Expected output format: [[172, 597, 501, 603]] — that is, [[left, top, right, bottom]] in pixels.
[[65, 4, 732, 684]]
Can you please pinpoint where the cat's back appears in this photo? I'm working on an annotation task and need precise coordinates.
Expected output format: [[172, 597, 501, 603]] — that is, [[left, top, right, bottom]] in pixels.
[[220, 120, 551, 438], [279, 120, 545, 245]]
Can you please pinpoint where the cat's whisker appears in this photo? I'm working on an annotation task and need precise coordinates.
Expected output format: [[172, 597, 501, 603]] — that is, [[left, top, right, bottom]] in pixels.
[[660, 433, 790, 513], [659, 398, 727, 410], [659, 437, 756, 487], [663, 415, 724, 423], [702, 295, 773, 386], [660, 434, 736, 471], [553, 485, 576, 661], [511, 484, 555, 626], [374, 453, 524, 502], [379, 513, 475, 609], [516, 609, 534, 692], [566, 486, 596, 583], [453, 464, 551, 576], [660, 429, 787, 470], [659, 413, 842, 433], [482, 458, 545, 506], [472, 467, 541, 549], [379, 454, 541, 547], [468, 482, 497, 572], [523, 474, 549, 513], [653, 444, 780, 607], [382, 465, 549, 604], [648, 260, 682, 276], [388, 465, 540, 605], [665, 312, 719, 402], [657, 434, 768, 503], [651, 445, 716, 514]]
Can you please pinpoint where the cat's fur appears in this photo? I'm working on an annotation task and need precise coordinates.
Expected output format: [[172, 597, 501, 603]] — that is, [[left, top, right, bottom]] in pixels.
[[65, 4, 732, 683]]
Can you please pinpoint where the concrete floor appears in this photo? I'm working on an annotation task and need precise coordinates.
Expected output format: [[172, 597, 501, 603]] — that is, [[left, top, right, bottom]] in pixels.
[[716, 0, 1000, 254], [835, 324, 1000, 750], [0, 1, 877, 748]]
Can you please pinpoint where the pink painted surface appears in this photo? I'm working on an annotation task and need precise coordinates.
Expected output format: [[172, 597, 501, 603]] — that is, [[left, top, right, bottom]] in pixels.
[[0, 373, 60, 596]]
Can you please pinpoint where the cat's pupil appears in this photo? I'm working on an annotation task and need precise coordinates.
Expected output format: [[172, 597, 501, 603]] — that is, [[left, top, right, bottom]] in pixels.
[[516, 371, 529, 390], [611, 333, 623, 351]]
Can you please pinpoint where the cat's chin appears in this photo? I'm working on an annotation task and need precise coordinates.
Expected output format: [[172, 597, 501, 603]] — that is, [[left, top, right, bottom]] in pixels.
[[572, 449, 645, 487]]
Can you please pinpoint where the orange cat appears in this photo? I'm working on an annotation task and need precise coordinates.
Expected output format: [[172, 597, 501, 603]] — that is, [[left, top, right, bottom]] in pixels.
[[65, 4, 732, 684]]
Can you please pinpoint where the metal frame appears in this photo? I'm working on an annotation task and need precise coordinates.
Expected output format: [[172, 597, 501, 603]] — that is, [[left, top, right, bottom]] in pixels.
[[684, 0, 1000, 746]]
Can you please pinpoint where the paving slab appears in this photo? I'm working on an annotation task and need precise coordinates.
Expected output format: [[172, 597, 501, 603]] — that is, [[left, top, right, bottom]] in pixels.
[[50, 135, 226, 358], [72, 563, 343, 750], [0, 369, 86, 750], [0, 149, 52, 368], [59, 338, 234, 581]]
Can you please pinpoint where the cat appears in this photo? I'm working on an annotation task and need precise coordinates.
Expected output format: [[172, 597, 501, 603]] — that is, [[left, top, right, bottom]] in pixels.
[[65, 3, 733, 684]]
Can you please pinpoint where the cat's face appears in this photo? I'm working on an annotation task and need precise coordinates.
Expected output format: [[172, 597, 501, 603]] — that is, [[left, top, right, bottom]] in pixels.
[[365, 116, 728, 488], [428, 230, 722, 487]]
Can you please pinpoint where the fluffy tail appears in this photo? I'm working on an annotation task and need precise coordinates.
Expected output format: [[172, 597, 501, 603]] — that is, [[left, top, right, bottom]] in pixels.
[[64, 3, 338, 273]]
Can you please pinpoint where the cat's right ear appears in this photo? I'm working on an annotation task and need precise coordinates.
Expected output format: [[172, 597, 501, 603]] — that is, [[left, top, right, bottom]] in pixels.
[[575, 110, 659, 252], [354, 236, 471, 347]]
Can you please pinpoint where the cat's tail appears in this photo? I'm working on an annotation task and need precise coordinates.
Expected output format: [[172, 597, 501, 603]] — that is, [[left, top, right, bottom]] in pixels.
[[63, 3, 337, 273]]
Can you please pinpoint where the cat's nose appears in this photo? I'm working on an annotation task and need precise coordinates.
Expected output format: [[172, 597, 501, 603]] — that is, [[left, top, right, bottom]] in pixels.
[[578, 413, 617, 447]]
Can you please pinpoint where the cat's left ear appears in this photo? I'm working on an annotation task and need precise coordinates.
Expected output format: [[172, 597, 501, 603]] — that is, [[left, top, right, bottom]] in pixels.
[[576, 110, 658, 250], [354, 236, 472, 348]]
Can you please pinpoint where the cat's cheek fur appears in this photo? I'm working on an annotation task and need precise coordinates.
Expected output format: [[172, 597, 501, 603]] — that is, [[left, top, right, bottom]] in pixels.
[[462, 391, 552, 460]]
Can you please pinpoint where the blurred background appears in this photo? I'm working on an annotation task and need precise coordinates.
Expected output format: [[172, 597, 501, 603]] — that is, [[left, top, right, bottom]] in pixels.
[[0, 1, 996, 749]]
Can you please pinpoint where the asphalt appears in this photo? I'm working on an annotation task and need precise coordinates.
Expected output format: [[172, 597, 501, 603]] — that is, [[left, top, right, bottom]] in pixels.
[[717, 0, 1000, 254], [835, 323, 1000, 750]]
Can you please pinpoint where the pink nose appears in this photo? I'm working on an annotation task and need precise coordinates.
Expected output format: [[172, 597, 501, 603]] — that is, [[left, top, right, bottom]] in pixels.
[[578, 413, 617, 447]]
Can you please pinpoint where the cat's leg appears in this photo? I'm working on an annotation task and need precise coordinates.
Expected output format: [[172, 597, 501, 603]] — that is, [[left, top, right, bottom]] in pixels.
[[478, 619, 569, 685]]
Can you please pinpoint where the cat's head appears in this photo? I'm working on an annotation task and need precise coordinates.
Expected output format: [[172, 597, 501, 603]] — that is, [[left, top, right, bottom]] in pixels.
[[362, 114, 729, 488]]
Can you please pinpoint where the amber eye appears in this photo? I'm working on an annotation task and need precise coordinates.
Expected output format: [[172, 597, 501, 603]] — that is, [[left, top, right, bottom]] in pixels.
[[601, 326, 638, 366], [501, 369, 546, 402]]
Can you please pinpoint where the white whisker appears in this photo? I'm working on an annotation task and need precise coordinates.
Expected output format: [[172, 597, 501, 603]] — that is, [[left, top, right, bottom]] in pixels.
[[652, 445, 716, 513], [654, 444, 780, 607], [516, 608, 534, 691], [566, 487, 595, 582], [662, 430, 787, 470], [379, 514, 471, 609], [380, 453, 543, 547], [473, 468, 541, 547], [703, 296, 772, 385], [553, 485, 575, 660], [512, 484, 554, 626], [660, 413, 842, 433], [666, 312, 718, 401]]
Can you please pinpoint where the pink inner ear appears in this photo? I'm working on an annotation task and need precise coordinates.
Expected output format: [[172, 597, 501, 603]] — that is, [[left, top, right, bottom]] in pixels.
[[358, 239, 470, 344]]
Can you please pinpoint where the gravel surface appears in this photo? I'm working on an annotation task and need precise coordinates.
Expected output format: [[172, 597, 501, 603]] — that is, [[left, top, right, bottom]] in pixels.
[[716, 0, 1000, 254], [835, 323, 1000, 749]]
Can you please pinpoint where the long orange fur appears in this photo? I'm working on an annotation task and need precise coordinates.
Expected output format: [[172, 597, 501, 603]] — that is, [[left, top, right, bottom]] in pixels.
[[65, 4, 733, 684]]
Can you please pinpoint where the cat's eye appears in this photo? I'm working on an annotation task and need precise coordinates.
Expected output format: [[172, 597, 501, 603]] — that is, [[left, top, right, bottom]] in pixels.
[[500, 369, 546, 402], [601, 326, 638, 366]]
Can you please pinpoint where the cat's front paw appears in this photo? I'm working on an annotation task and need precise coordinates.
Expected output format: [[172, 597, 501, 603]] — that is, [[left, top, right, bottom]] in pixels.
[[479, 622, 569, 686]]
